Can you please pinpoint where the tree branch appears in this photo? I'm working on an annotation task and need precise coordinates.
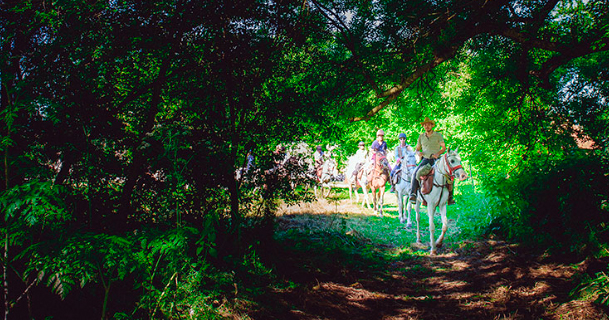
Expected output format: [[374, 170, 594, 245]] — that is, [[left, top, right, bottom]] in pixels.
[[310, 0, 384, 95], [350, 50, 457, 121]]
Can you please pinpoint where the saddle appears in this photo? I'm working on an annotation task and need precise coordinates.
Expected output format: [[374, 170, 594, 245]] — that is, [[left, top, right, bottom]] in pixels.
[[392, 167, 413, 185], [416, 164, 434, 195], [316, 165, 323, 180], [356, 166, 365, 181], [417, 164, 454, 195], [392, 168, 401, 185]]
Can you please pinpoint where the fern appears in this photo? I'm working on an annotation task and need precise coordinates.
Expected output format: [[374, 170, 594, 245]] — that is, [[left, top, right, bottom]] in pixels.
[[574, 271, 609, 306], [0, 180, 69, 225], [37, 271, 76, 300]]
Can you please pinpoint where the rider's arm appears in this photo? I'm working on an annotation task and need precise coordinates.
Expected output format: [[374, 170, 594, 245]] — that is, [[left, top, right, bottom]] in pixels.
[[415, 138, 423, 158], [433, 140, 446, 159]]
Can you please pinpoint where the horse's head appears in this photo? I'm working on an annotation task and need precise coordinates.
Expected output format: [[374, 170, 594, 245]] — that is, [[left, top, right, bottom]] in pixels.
[[319, 158, 339, 182], [444, 148, 468, 181], [328, 158, 339, 176]]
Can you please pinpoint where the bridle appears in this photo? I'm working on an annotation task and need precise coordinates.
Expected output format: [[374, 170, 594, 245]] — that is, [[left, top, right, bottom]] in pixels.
[[443, 152, 463, 177]]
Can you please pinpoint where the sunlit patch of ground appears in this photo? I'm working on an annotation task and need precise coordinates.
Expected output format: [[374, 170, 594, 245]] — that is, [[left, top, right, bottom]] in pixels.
[[246, 197, 609, 320]]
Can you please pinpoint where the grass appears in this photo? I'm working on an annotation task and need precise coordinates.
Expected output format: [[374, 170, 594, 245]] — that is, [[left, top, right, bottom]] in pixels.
[[211, 181, 609, 319], [187, 181, 498, 317], [274, 179, 494, 266]]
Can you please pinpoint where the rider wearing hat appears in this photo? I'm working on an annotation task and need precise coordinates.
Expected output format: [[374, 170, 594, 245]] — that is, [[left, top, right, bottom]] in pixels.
[[370, 129, 388, 156], [351, 141, 369, 178], [390, 133, 414, 192], [369, 129, 388, 169], [355, 141, 368, 160], [314, 145, 325, 178], [409, 117, 455, 205], [368, 129, 392, 185]]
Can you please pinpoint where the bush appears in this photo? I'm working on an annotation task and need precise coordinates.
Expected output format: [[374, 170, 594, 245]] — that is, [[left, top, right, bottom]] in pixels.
[[485, 153, 609, 258]]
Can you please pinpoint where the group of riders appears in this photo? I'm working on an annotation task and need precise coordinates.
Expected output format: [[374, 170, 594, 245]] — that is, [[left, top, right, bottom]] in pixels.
[[337, 116, 456, 205], [256, 116, 457, 205]]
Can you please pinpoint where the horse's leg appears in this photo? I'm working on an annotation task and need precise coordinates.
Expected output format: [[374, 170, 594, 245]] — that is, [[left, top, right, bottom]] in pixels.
[[427, 204, 437, 255], [406, 199, 413, 228], [372, 189, 379, 215], [371, 187, 377, 213], [360, 184, 366, 208], [436, 202, 449, 248], [378, 188, 384, 216], [397, 189, 404, 223], [323, 183, 332, 197], [373, 188, 379, 215], [415, 200, 422, 243], [361, 183, 371, 209]]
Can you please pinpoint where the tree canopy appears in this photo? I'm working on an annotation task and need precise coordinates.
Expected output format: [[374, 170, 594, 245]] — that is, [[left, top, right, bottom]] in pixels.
[[1, 0, 608, 318]]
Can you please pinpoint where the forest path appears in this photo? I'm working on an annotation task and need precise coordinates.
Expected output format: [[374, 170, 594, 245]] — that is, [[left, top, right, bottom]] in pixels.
[[247, 194, 607, 320]]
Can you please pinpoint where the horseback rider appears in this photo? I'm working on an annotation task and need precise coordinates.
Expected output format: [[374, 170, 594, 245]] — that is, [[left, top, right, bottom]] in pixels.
[[266, 144, 289, 176], [390, 133, 414, 192], [314, 145, 324, 160], [409, 117, 455, 205], [369, 129, 392, 180], [369, 129, 387, 163], [351, 141, 368, 179], [275, 144, 289, 164], [314, 145, 324, 176]]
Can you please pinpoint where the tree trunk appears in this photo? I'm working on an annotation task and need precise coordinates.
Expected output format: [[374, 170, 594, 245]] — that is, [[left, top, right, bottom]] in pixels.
[[3, 231, 9, 320], [101, 282, 111, 320], [228, 91, 242, 247], [117, 58, 171, 226]]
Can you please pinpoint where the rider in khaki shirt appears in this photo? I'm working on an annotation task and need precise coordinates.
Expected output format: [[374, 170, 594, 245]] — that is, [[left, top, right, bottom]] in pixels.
[[410, 117, 455, 205], [416, 130, 444, 159]]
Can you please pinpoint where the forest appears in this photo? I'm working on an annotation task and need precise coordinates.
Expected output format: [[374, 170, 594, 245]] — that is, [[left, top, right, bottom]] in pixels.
[[1, 0, 609, 319]]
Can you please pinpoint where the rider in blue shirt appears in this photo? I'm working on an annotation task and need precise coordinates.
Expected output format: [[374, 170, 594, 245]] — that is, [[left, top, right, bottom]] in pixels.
[[390, 133, 413, 192]]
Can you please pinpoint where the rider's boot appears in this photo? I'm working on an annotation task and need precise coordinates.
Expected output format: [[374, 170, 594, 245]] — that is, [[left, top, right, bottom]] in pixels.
[[448, 188, 456, 205], [410, 178, 419, 203]]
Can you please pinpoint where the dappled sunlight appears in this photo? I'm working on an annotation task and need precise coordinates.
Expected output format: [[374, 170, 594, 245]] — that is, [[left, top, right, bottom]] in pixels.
[[278, 197, 378, 216], [249, 196, 609, 320], [252, 239, 602, 319], [528, 264, 577, 278]]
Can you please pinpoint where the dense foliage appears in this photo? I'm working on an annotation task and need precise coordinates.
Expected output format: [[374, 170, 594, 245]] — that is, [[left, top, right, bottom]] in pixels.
[[1, 0, 608, 318]]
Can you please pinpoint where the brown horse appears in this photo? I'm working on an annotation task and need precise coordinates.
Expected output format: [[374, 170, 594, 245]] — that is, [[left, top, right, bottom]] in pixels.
[[361, 152, 390, 216]]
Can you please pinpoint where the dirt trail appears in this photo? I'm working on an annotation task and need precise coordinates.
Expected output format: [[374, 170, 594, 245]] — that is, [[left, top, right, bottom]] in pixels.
[[248, 197, 608, 320], [255, 242, 606, 319]]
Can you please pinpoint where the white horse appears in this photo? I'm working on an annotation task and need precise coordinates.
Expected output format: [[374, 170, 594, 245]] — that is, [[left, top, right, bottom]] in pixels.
[[314, 157, 338, 198], [344, 155, 367, 205], [394, 150, 417, 227], [414, 148, 468, 255]]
